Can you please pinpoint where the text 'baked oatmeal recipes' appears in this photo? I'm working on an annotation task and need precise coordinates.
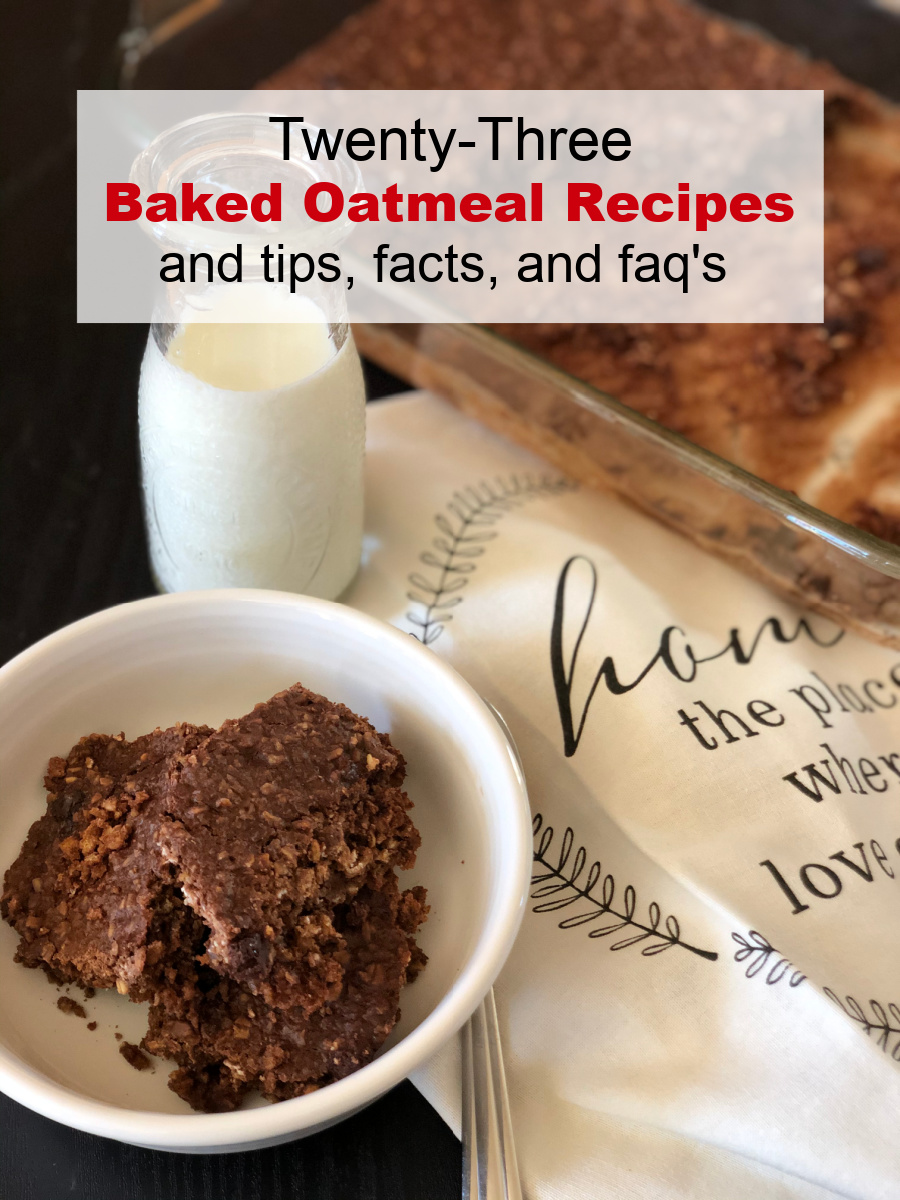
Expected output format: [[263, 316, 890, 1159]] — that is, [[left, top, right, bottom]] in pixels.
[[1, 684, 428, 1112]]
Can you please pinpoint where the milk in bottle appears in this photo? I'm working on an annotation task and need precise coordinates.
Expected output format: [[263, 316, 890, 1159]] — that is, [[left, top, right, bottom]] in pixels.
[[139, 290, 365, 598], [131, 113, 367, 598]]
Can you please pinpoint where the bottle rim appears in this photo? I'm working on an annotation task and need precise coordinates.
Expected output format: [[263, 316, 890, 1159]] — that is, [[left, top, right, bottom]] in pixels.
[[129, 111, 364, 255]]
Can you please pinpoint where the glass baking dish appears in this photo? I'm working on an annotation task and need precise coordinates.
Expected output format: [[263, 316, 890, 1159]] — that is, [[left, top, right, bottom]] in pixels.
[[354, 321, 900, 648], [121, 0, 900, 646]]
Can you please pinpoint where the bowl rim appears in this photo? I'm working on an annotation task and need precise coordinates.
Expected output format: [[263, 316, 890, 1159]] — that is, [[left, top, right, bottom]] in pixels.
[[0, 589, 531, 1148]]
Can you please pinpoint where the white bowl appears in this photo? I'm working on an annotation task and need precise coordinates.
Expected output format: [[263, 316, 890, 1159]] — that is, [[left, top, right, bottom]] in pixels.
[[0, 591, 530, 1153]]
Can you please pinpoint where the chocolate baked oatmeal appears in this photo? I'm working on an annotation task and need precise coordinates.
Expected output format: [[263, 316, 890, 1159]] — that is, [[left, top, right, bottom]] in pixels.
[[143, 875, 427, 1110], [2, 685, 428, 1112], [158, 683, 420, 1011], [1, 724, 210, 994], [266, 0, 900, 545]]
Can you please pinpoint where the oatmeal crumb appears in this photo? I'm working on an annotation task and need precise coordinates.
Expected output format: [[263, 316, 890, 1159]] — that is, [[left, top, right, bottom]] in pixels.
[[119, 1041, 152, 1071], [57, 996, 86, 1019]]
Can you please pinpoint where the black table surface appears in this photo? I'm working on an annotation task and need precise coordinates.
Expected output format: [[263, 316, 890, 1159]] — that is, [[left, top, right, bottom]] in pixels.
[[3, 0, 898, 1196]]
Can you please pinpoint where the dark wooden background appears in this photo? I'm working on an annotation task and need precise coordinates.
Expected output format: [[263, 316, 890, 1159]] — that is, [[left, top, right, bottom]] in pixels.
[[1, 1, 897, 1196]]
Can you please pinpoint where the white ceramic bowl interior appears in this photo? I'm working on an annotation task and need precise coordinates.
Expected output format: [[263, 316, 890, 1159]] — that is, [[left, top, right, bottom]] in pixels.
[[0, 591, 530, 1152]]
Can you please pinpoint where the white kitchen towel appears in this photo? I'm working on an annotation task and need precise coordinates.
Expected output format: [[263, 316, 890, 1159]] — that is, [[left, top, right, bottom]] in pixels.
[[347, 392, 900, 1200]]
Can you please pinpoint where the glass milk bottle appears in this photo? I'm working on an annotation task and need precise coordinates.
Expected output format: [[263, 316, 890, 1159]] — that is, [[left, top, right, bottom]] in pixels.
[[131, 115, 366, 599]]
